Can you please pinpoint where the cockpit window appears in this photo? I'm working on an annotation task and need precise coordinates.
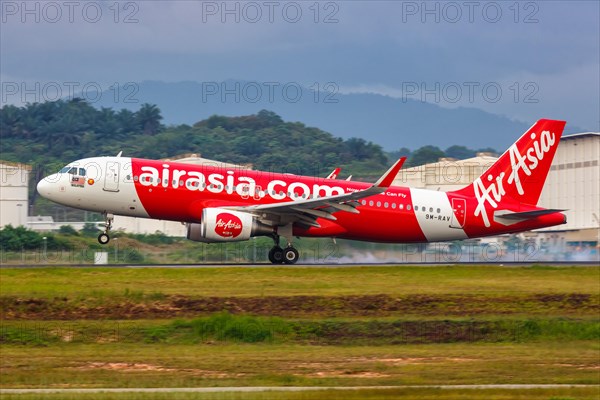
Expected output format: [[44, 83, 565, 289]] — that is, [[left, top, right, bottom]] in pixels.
[[59, 166, 85, 175]]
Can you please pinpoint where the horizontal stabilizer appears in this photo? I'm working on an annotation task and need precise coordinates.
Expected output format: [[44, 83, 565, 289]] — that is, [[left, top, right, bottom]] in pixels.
[[494, 209, 566, 221]]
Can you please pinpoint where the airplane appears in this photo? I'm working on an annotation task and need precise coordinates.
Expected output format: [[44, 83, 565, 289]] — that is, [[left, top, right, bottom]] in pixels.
[[37, 119, 567, 264]]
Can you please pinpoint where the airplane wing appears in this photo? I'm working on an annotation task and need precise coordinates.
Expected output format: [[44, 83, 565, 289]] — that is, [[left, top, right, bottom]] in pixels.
[[226, 158, 406, 228]]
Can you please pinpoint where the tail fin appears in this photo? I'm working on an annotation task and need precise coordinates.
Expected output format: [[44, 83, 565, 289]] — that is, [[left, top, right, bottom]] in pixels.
[[453, 119, 566, 206]]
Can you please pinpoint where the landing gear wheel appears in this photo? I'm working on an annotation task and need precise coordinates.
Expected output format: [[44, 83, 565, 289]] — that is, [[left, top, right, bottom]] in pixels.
[[98, 212, 114, 246], [98, 233, 110, 245], [268, 246, 284, 264], [283, 246, 299, 265]]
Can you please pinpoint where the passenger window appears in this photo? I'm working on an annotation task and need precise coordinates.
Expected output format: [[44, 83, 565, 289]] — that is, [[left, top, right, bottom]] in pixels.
[[437, 208, 441, 213], [391, 203, 396, 209], [407, 205, 412, 211], [429, 207, 433, 212], [399, 204, 404, 210]]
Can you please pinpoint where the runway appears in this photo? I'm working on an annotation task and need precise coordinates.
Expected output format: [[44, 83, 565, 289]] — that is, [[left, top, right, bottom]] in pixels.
[[1, 261, 598, 268], [2, 384, 598, 394]]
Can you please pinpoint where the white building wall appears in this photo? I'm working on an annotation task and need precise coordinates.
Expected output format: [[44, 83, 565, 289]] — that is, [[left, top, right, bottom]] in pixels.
[[538, 133, 600, 233], [393, 155, 498, 192], [0, 162, 30, 227], [112, 216, 187, 236]]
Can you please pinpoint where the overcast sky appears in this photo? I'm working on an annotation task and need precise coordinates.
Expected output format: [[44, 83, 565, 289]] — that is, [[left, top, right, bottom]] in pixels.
[[1, 1, 598, 131]]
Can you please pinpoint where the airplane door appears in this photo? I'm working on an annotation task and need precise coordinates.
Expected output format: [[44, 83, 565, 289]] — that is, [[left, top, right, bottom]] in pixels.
[[450, 198, 466, 228], [104, 162, 120, 192]]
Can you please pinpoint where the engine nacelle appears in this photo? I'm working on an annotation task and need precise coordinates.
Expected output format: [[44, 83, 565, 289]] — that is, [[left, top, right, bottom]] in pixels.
[[187, 208, 273, 243]]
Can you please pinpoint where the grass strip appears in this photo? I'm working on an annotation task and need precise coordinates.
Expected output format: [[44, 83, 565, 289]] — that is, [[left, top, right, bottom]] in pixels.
[[0, 387, 599, 400], [2, 314, 598, 346], [1, 266, 598, 298], [2, 342, 598, 388]]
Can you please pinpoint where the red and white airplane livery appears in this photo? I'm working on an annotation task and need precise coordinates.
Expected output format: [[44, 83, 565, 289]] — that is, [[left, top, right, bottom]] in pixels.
[[37, 119, 567, 264]]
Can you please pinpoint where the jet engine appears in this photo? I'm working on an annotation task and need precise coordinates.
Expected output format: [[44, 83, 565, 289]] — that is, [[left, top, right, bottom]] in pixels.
[[187, 208, 273, 243]]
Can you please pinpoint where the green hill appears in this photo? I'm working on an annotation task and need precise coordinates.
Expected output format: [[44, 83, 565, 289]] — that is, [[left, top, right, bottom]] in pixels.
[[1, 100, 390, 179], [1, 100, 495, 219]]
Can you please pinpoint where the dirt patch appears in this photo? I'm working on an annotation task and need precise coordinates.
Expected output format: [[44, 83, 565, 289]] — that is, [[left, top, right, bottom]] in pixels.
[[371, 357, 475, 365], [73, 362, 240, 377], [78, 362, 177, 372], [1, 293, 598, 320], [305, 371, 390, 378], [550, 363, 600, 370]]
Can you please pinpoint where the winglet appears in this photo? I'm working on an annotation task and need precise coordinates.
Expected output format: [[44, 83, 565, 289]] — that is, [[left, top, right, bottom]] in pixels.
[[374, 157, 406, 188], [326, 167, 341, 180]]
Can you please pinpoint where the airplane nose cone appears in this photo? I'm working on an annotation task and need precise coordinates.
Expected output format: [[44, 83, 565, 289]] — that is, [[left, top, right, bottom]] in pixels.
[[37, 175, 59, 199], [36, 178, 50, 198]]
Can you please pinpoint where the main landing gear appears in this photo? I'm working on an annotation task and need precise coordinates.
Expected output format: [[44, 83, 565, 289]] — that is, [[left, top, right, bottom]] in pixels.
[[97, 213, 114, 245], [268, 231, 299, 265]]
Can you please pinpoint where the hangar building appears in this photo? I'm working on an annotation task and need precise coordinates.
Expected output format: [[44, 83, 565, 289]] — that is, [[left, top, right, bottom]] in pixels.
[[536, 133, 599, 249], [0, 161, 31, 228]]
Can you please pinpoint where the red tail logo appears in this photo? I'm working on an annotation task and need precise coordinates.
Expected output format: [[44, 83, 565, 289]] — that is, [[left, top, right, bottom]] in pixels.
[[455, 119, 566, 227]]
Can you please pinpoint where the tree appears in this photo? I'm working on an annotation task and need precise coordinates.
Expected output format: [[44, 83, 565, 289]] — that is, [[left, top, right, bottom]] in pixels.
[[0, 104, 21, 138], [408, 145, 445, 167], [59, 225, 79, 236], [256, 110, 283, 127], [135, 103, 163, 135], [445, 145, 475, 160], [0, 225, 42, 250], [81, 222, 101, 237], [387, 147, 412, 162], [116, 109, 139, 135]]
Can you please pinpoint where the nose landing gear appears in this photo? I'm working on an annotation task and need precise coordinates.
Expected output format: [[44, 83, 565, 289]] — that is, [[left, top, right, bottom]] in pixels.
[[97, 213, 114, 245]]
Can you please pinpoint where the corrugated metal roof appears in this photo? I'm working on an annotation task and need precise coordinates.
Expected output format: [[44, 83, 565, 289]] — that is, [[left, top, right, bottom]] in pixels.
[[561, 132, 600, 140]]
